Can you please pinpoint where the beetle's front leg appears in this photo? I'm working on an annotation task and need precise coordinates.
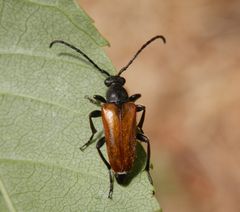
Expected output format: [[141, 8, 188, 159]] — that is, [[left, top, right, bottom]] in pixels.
[[85, 95, 106, 106], [129, 93, 141, 102], [80, 110, 101, 151], [136, 104, 146, 133], [96, 137, 114, 199], [136, 132, 153, 185]]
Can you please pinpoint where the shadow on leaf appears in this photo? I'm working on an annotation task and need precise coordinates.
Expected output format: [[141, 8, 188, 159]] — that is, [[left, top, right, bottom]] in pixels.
[[118, 142, 147, 186]]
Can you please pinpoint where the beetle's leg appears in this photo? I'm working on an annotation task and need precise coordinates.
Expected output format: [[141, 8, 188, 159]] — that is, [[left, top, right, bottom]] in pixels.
[[129, 93, 141, 102], [85, 95, 106, 106], [80, 110, 101, 151], [136, 104, 146, 133], [96, 137, 114, 199], [136, 132, 153, 185], [85, 95, 100, 106], [93, 95, 106, 103]]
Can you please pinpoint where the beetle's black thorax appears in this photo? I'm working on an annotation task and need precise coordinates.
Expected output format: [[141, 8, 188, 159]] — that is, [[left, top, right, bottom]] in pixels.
[[106, 84, 128, 104], [105, 75, 128, 105]]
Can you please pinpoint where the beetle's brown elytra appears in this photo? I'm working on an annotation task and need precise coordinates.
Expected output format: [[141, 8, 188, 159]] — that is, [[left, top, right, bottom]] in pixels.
[[49, 35, 166, 199], [102, 103, 137, 174]]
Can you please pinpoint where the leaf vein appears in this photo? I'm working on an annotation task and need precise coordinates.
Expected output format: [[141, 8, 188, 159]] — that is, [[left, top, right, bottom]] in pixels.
[[21, 0, 102, 47], [0, 176, 16, 212], [0, 91, 83, 115], [16, 7, 40, 46], [0, 157, 105, 181], [0, 50, 96, 71]]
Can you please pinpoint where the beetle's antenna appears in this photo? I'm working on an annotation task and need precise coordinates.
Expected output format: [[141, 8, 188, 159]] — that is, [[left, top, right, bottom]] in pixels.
[[49, 40, 110, 77], [118, 35, 166, 76]]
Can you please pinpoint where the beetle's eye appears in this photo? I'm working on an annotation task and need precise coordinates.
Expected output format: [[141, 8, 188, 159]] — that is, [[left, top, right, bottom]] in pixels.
[[104, 77, 112, 87]]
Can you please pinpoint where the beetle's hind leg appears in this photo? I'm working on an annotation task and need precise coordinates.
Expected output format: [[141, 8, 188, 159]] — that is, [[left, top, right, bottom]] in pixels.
[[96, 137, 114, 199], [136, 132, 153, 185], [136, 105, 146, 133], [80, 110, 101, 151]]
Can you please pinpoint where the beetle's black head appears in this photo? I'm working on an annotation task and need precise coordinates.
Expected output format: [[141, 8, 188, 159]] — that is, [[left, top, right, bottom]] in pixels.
[[104, 75, 126, 87], [105, 75, 128, 104]]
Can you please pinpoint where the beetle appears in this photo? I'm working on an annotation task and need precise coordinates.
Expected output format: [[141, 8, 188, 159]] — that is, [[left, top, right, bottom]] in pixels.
[[49, 35, 166, 198]]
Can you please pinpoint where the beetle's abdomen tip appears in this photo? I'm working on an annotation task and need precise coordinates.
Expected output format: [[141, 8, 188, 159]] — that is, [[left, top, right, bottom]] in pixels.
[[115, 172, 128, 184]]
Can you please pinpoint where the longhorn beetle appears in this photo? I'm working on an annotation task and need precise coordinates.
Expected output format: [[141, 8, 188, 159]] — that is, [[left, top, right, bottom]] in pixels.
[[49, 35, 166, 199]]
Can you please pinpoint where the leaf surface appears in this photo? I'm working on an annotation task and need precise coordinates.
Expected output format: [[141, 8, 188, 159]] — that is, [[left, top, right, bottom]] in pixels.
[[0, 0, 161, 211]]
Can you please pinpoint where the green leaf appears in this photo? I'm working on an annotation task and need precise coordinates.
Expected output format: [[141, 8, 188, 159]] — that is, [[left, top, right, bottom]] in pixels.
[[0, 0, 161, 211]]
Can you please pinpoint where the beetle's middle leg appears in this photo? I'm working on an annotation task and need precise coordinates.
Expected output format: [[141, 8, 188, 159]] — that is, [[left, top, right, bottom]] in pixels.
[[80, 110, 101, 151], [96, 137, 114, 199], [136, 132, 153, 185]]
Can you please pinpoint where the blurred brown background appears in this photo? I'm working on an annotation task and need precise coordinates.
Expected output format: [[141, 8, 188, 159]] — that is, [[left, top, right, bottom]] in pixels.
[[78, 1, 240, 211]]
